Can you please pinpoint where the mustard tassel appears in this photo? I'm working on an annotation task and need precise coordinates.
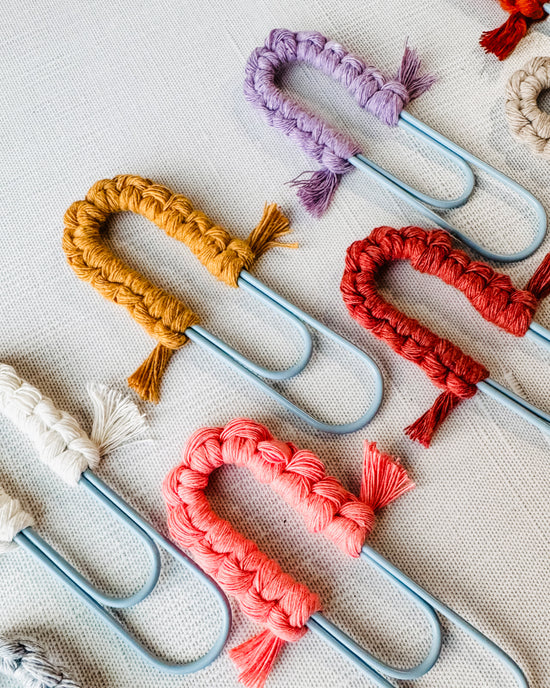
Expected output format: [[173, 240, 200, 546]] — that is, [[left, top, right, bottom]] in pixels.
[[128, 343, 174, 404], [247, 203, 298, 259]]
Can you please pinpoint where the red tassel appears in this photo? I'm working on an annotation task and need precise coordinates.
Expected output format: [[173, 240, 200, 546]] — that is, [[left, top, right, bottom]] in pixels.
[[229, 630, 285, 688], [405, 390, 463, 448], [526, 252, 550, 301], [480, 13, 529, 60], [360, 442, 415, 509]]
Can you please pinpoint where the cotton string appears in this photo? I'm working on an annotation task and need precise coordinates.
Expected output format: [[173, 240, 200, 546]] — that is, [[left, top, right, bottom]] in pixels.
[[480, 0, 548, 60], [506, 56, 550, 158], [0, 485, 33, 553], [63, 174, 295, 403], [163, 417, 413, 688], [340, 226, 550, 447], [244, 29, 435, 217], [0, 362, 147, 486], [0, 636, 79, 688]]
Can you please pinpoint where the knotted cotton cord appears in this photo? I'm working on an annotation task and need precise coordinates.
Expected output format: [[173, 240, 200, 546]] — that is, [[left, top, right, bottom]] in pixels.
[[0, 637, 79, 688], [480, 0, 548, 60], [163, 418, 413, 688], [506, 56, 550, 159], [244, 29, 435, 217], [340, 225, 550, 446], [0, 363, 147, 486], [0, 486, 33, 553], [63, 174, 295, 403]]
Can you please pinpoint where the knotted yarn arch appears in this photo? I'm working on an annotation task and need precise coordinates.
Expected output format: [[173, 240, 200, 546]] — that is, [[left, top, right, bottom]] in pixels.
[[244, 29, 435, 217], [163, 417, 413, 688], [63, 175, 295, 403], [340, 225, 550, 446]]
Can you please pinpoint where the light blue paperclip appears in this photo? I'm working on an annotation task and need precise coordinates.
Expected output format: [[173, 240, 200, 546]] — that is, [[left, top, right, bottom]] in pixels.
[[184, 270, 384, 434], [349, 111, 547, 263], [305, 545, 528, 687], [471, 322, 550, 437], [12, 470, 232, 674]]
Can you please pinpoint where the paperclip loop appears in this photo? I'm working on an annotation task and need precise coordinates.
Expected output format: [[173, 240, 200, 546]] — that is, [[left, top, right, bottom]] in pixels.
[[245, 29, 547, 263], [187, 270, 384, 434], [340, 225, 550, 445], [349, 116, 547, 263], [0, 366, 231, 675], [12, 490, 231, 674], [306, 546, 528, 687]]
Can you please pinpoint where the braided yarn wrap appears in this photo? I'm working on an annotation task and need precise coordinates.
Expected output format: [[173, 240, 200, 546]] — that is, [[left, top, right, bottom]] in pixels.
[[506, 57, 550, 158], [340, 226, 550, 446], [0, 637, 79, 688], [163, 418, 413, 687], [480, 0, 547, 60], [63, 175, 294, 402], [0, 363, 147, 486], [245, 29, 435, 217]]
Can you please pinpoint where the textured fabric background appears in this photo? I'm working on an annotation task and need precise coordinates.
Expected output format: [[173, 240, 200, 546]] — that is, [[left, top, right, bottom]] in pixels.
[[0, 1, 549, 686]]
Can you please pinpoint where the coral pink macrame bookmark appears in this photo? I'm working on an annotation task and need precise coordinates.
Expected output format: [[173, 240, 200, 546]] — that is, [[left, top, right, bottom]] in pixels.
[[163, 419, 412, 688]]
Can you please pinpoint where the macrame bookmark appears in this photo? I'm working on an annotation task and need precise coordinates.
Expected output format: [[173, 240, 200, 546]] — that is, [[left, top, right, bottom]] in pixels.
[[245, 29, 435, 217], [340, 226, 550, 447], [163, 418, 413, 688], [63, 175, 295, 403]]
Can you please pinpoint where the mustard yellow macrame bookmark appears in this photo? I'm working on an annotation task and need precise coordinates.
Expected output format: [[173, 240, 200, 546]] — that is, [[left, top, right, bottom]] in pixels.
[[63, 175, 296, 403]]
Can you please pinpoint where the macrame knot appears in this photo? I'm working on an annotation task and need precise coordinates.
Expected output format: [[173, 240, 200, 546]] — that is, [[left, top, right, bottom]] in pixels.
[[480, 0, 547, 59], [163, 418, 413, 688], [341, 226, 550, 446], [245, 30, 435, 217], [0, 637, 79, 688], [63, 175, 295, 402], [0, 489, 33, 553], [0, 363, 147, 486], [505, 57, 550, 159]]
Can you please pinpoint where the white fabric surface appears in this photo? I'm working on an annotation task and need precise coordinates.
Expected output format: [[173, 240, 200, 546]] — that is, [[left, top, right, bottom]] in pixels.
[[0, 0, 549, 686]]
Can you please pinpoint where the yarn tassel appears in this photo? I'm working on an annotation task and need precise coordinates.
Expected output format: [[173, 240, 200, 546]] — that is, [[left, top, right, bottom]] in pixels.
[[405, 390, 463, 448], [247, 203, 298, 258], [396, 43, 437, 102], [480, 13, 529, 60], [88, 383, 147, 454], [229, 630, 285, 688], [360, 441, 415, 509], [526, 251, 550, 301], [127, 343, 174, 404], [289, 169, 340, 218]]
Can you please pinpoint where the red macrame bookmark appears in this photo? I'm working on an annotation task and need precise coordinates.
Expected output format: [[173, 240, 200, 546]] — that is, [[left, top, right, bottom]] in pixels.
[[341, 226, 550, 447]]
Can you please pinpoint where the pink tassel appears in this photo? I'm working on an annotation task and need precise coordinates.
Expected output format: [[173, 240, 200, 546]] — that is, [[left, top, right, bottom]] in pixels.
[[229, 630, 286, 688], [360, 442, 414, 509], [289, 168, 340, 218]]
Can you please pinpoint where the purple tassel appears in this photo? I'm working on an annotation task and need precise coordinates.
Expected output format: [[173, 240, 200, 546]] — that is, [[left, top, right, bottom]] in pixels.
[[289, 169, 340, 218], [397, 43, 437, 101]]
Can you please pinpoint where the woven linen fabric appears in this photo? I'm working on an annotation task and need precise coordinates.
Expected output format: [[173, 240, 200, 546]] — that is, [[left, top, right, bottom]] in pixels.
[[0, 0, 549, 686]]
